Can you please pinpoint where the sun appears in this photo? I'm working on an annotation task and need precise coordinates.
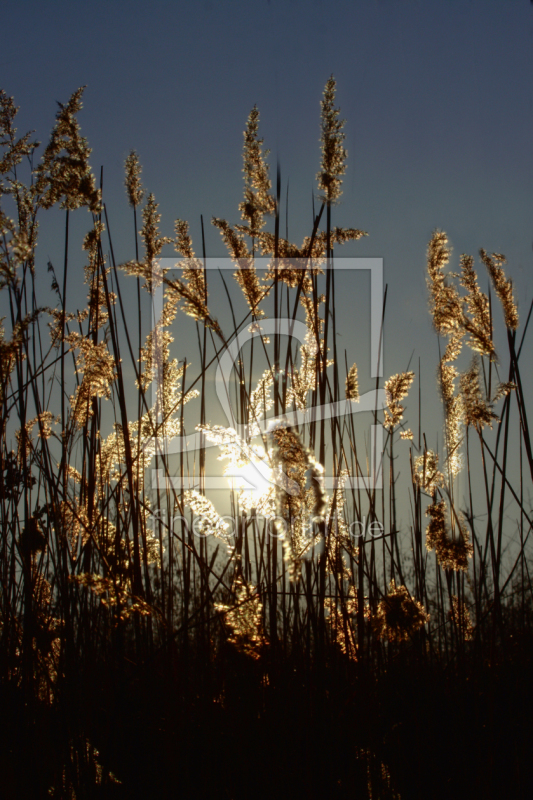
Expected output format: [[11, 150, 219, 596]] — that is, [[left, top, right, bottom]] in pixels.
[[224, 444, 273, 505]]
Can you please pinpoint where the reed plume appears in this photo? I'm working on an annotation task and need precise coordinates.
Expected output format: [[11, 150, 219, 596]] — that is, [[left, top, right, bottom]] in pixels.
[[425, 499, 473, 572], [124, 150, 144, 208], [372, 580, 429, 643], [479, 248, 519, 330], [317, 75, 347, 205], [35, 86, 101, 212]]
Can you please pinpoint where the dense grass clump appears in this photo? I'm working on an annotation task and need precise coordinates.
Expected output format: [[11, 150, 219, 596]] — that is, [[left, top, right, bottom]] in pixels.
[[0, 78, 532, 798]]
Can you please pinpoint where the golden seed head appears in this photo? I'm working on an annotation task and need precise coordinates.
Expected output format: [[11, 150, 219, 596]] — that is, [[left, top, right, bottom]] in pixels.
[[35, 86, 101, 213], [372, 580, 429, 643], [480, 249, 518, 330], [413, 449, 444, 492], [317, 75, 347, 205], [460, 357, 499, 432], [124, 150, 144, 208], [238, 106, 276, 238], [345, 363, 359, 402], [426, 500, 473, 571], [384, 371, 415, 431]]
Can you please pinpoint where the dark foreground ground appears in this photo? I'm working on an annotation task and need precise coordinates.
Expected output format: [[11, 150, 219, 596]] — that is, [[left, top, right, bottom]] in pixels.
[[2, 637, 532, 799]]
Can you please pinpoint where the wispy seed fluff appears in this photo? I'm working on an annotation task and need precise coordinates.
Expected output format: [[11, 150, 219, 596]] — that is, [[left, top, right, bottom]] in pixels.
[[460, 358, 499, 432], [426, 230, 462, 336], [35, 86, 101, 213], [372, 580, 429, 643], [124, 150, 144, 208], [345, 363, 359, 402], [238, 105, 276, 239], [271, 425, 326, 582], [317, 75, 347, 205], [173, 219, 221, 333], [438, 331, 464, 479], [215, 577, 267, 660], [425, 499, 473, 572], [384, 371, 415, 431], [413, 449, 444, 493], [459, 254, 495, 358], [479, 249, 518, 331]]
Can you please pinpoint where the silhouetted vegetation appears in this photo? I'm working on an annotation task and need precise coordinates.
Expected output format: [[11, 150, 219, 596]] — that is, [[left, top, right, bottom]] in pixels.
[[1, 78, 532, 798]]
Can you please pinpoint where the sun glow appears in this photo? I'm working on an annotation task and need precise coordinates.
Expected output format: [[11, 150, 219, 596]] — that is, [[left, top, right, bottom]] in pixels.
[[224, 444, 274, 506]]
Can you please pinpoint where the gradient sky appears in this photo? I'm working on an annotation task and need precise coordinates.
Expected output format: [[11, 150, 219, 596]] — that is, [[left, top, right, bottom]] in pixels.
[[2, 0, 532, 504]]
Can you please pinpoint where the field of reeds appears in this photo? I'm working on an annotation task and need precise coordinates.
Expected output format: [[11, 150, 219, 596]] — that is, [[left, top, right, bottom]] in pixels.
[[1, 78, 532, 799]]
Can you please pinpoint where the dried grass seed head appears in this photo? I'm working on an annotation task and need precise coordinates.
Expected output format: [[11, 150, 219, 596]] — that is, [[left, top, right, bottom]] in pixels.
[[480, 249, 518, 330], [460, 357, 499, 432], [317, 75, 347, 205], [413, 449, 444, 492], [345, 363, 359, 402], [425, 499, 473, 571], [459, 254, 495, 357], [372, 580, 429, 643], [0, 89, 39, 197], [35, 86, 101, 213], [426, 230, 463, 336], [124, 150, 144, 208], [239, 106, 276, 238], [384, 371, 415, 431]]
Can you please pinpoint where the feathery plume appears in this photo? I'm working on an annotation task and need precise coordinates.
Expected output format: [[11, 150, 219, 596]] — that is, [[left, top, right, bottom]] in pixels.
[[460, 357, 499, 432], [172, 219, 221, 330], [82, 220, 115, 328], [426, 230, 463, 336], [288, 294, 331, 410], [479, 249, 518, 330], [492, 381, 515, 403], [459, 254, 495, 357], [384, 371, 415, 431], [212, 217, 266, 316], [0, 89, 39, 187], [413, 449, 444, 493], [372, 580, 429, 643], [271, 426, 326, 581], [35, 86, 101, 212], [324, 582, 364, 661], [345, 363, 359, 402], [183, 490, 232, 543], [238, 106, 276, 239], [426, 500, 473, 571], [67, 336, 116, 425], [247, 368, 275, 437], [124, 150, 144, 208], [432, 325, 465, 480], [215, 577, 267, 659], [317, 75, 347, 205], [140, 193, 172, 277], [121, 193, 174, 295]]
